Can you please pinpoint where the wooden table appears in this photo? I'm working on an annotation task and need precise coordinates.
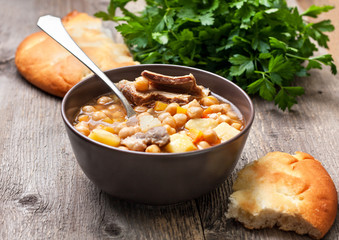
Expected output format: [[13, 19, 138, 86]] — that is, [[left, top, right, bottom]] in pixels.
[[1, 0, 338, 239]]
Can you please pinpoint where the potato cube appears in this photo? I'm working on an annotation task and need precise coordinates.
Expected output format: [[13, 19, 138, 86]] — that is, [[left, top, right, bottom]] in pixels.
[[213, 122, 240, 142], [139, 115, 162, 132], [185, 118, 218, 132], [165, 133, 197, 153], [88, 129, 120, 147]]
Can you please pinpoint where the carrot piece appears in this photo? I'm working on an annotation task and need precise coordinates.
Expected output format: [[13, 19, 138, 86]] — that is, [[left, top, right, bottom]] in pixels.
[[102, 126, 116, 134], [203, 107, 213, 118], [207, 96, 219, 104], [154, 101, 168, 111], [177, 106, 187, 114], [188, 129, 204, 144]]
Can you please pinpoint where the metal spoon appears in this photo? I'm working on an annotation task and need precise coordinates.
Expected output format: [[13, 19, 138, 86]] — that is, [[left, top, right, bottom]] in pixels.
[[37, 15, 136, 118]]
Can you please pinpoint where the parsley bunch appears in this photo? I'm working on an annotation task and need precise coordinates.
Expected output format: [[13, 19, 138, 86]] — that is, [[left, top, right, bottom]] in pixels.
[[96, 0, 336, 110]]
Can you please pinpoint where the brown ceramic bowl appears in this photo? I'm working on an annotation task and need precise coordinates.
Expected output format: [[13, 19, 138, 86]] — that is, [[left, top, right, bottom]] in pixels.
[[61, 64, 254, 204]]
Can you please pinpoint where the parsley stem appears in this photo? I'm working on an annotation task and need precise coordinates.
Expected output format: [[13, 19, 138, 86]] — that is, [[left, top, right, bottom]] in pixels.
[[120, 6, 145, 25], [164, 0, 169, 8], [286, 53, 308, 61], [134, 46, 159, 55]]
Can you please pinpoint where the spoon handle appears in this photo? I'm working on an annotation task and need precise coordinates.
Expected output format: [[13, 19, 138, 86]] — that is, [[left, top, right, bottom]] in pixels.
[[37, 15, 135, 117]]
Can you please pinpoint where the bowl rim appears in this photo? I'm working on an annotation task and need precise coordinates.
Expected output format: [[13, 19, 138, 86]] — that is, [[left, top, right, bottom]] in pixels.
[[61, 64, 255, 156]]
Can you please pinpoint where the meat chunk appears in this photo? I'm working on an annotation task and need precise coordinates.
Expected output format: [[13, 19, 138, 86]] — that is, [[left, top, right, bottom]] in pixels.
[[141, 70, 208, 97], [117, 80, 194, 106], [121, 132, 148, 151], [120, 126, 170, 151], [117, 71, 209, 106], [144, 126, 170, 147]]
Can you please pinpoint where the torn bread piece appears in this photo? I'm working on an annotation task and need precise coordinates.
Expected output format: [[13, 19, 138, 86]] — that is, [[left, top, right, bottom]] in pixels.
[[226, 151, 337, 239], [15, 11, 138, 97]]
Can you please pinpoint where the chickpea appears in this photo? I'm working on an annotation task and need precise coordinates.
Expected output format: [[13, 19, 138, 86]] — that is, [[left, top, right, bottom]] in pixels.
[[112, 122, 126, 134], [145, 144, 161, 153], [158, 112, 171, 122], [133, 125, 141, 132], [203, 129, 219, 145], [231, 122, 242, 130], [221, 103, 231, 113], [208, 113, 219, 120], [75, 122, 90, 136], [101, 109, 113, 119], [82, 105, 95, 113], [227, 110, 239, 120], [173, 113, 187, 128], [112, 111, 126, 120], [92, 111, 107, 121], [134, 77, 149, 92], [162, 116, 177, 128], [108, 104, 122, 112], [78, 115, 89, 122], [210, 104, 223, 113], [198, 141, 211, 149], [135, 142, 148, 151], [94, 105, 104, 111], [200, 97, 214, 106], [187, 107, 203, 119], [118, 127, 136, 139], [97, 96, 113, 105], [165, 103, 179, 116], [134, 106, 148, 113], [201, 96, 219, 106], [127, 141, 147, 152], [188, 99, 201, 108], [118, 146, 129, 150], [218, 114, 232, 124], [163, 124, 176, 135]]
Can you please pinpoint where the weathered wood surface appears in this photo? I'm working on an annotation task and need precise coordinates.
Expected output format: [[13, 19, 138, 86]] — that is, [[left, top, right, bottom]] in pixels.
[[0, 0, 338, 239]]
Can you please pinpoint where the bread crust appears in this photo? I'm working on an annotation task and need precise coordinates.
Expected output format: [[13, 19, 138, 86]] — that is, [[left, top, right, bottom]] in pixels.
[[15, 11, 138, 97], [226, 151, 337, 239]]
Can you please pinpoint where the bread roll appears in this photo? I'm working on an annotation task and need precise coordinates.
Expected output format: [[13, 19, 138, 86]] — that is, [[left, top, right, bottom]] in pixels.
[[15, 11, 138, 97], [226, 151, 337, 239]]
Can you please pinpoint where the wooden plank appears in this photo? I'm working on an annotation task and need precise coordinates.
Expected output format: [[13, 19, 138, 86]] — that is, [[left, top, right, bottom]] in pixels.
[[0, 0, 204, 239], [196, 1, 339, 239], [197, 66, 339, 240], [1, 0, 338, 239]]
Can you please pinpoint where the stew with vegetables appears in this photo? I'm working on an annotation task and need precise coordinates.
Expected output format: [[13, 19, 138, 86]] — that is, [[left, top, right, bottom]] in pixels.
[[73, 71, 244, 153]]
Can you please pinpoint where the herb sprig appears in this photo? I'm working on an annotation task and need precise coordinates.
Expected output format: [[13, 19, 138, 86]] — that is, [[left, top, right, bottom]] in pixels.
[[96, 0, 336, 110]]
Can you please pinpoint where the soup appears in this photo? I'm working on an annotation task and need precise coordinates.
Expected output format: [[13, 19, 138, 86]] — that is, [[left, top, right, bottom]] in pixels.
[[73, 70, 244, 153]]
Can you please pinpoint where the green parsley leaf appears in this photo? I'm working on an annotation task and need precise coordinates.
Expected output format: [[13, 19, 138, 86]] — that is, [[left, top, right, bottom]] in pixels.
[[301, 5, 334, 18], [96, 0, 337, 111], [152, 32, 169, 45]]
